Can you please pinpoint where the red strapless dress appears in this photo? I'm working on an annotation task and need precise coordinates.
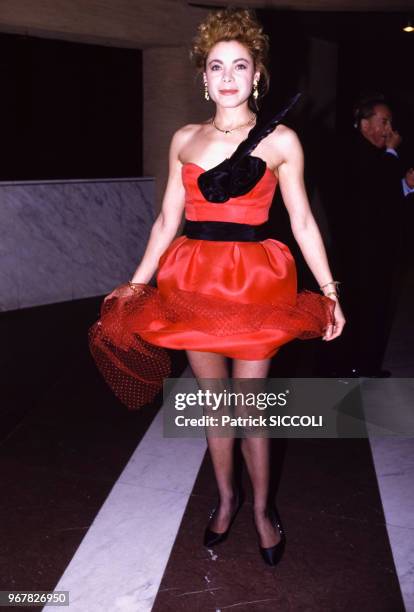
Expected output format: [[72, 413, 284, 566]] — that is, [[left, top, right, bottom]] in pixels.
[[88, 163, 335, 409]]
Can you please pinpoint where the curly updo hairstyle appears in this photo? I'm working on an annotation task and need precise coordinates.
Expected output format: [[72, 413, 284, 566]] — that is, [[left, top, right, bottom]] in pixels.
[[190, 7, 270, 111]]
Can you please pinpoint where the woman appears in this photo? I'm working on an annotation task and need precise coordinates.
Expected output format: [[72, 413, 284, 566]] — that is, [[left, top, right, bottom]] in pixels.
[[89, 8, 345, 566]]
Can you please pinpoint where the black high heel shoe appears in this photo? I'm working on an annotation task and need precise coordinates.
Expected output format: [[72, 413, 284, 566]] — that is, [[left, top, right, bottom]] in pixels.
[[203, 489, 244, 547], [257, 506, 286, 567]]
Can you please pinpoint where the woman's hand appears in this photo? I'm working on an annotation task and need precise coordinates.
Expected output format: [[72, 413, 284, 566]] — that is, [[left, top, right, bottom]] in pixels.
[[322, 297, 346, 341], [103, 282, 144, 305]]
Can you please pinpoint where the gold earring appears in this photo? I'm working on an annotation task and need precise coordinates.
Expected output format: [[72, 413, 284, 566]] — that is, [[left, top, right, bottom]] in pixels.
[[204, 80, 210, 101], [253, 80, 259, 100]]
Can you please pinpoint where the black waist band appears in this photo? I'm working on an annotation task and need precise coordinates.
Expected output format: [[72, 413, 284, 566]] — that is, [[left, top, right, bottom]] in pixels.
[[183, 220, 270, 242]]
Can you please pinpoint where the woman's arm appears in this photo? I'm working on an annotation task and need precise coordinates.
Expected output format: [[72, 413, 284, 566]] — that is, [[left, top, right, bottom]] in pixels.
[[130, 127, 188, 284], [275, 127, 345, 340]]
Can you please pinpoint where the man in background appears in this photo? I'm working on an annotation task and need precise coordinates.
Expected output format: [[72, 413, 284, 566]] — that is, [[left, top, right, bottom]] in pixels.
[[332, 94, 405, 377]]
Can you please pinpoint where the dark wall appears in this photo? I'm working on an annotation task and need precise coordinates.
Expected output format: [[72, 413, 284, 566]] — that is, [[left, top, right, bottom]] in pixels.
[[0, 33, 142, 180], [257, 10, 414, 165], [337, 24, 414, 164], [256, 10, 414, 255]]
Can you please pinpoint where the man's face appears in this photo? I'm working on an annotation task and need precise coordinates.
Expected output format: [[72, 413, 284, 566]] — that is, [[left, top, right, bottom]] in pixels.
[[406, 168, 414, 189], [360, 104, 393, 148]]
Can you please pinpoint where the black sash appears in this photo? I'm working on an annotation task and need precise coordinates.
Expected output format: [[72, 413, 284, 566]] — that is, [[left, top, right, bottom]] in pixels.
[[183, 220, 271, 242]]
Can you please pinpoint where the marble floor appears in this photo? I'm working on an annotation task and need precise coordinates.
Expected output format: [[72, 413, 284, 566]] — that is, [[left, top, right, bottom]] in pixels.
[[0, 268, 413, 612], [367, 266, 414, 612]]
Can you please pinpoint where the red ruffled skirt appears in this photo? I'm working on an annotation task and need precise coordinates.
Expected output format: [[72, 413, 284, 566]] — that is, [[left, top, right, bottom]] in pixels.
[[88, 236, 335, 410]]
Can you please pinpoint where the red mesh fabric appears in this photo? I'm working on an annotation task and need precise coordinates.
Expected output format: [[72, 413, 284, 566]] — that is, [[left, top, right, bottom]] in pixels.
[[88, 284, 171, 410], [88, 283, 335, 411]]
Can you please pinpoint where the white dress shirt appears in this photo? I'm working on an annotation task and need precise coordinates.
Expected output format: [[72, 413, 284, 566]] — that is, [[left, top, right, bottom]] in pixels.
[[402, 178, 414, 197]]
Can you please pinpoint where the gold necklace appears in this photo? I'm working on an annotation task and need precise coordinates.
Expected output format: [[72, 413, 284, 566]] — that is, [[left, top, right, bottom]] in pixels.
[[212, 113, 256, 134]]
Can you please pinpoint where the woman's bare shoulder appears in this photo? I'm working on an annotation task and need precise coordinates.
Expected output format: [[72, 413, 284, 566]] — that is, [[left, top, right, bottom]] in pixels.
[[269, 124, 300, 150], [173, 121, 210, 144], [264, 124, 302, 166], [172, 121, 211, 161], [256, 124, 301, 171]]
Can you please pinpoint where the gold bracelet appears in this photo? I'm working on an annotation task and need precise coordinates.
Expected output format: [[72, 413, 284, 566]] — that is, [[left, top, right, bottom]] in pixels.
[[128, 281, 142, 293], [325, 291, 338, 298], [319, 280, 340, 290]]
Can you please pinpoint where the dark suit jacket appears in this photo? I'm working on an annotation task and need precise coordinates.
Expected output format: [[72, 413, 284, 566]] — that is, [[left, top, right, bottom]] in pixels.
[[338, 132, 404, 284], [404, 191, 414, 206], [402, 191, 414, 263]]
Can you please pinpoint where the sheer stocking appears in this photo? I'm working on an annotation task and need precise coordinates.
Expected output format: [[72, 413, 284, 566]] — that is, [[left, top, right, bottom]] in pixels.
[[187, 350, 281, 546]]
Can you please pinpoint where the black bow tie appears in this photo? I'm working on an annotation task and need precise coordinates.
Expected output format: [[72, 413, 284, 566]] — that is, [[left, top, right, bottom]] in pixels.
[[197, 93, 302, 204]]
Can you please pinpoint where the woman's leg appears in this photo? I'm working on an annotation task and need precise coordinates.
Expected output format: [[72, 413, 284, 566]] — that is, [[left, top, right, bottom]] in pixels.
[[186, 350, 237, 533], [232, 358, 281, 548]]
